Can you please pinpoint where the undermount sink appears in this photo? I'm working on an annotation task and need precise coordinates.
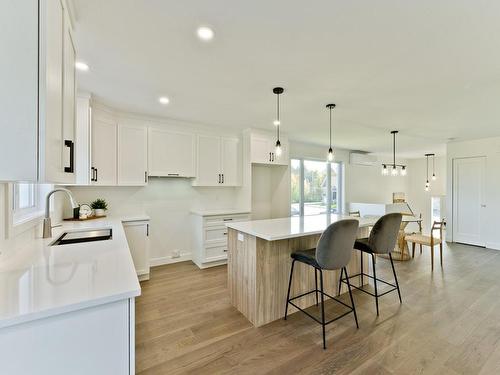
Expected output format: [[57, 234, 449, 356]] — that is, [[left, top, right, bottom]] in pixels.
[[51, 229, 112, 246]]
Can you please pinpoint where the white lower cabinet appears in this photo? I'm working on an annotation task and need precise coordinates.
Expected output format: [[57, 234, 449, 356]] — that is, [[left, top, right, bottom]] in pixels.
[[191, 212, 250, 268], [0, 298, 135, 375], [123, 220, 150, 280]]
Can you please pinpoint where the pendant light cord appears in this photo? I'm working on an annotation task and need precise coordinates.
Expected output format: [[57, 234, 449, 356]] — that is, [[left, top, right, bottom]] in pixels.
[[426, 155, 429, 181], [329, 107, 332, 148], [276, 93, 280, 141], [393, 132, 396, 167]]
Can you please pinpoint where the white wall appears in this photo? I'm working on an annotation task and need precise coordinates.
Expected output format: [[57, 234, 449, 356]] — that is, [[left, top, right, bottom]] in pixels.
[[446, 137, 500, 249]]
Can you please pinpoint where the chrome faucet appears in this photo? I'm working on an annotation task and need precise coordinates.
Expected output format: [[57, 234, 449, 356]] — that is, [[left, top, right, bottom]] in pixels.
[[43, 188, 79, 238]]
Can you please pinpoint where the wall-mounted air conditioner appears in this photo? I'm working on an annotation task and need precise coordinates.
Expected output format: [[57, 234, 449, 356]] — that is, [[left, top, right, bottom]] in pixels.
[[349, 152, 378, 166]]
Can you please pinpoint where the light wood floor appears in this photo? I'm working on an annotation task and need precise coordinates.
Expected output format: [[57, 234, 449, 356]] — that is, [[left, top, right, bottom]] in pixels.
[[135, 242, 500, 374]]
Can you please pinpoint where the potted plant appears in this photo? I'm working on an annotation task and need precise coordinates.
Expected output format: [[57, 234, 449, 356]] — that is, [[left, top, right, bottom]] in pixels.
[[90, 199, 108, 217]]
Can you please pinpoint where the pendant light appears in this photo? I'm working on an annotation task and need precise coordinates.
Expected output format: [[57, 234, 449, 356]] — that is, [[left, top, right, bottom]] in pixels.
[[432, 154, 437, 181], [381, 130, 407, 176], [273, 87, 284, 156], [326, 103, 336, 161], [424, 153, 434, 191]]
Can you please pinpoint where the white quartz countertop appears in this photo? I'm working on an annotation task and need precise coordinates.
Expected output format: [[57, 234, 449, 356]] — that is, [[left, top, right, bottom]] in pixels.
[[0, 216, 142, 329], [190, 209, 251, 216], [226, 214, 378, 241]]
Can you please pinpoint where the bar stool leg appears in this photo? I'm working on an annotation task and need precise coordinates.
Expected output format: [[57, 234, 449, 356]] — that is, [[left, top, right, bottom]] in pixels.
[[314, 268, 319, 306], [360, 252, 364, 287], [319, 269, 326, 350], [337, 267, 344, 296], [371, 253, 379, 316], [389, 253, 402, 303], [284, 260, 295, 320], [344, 267, 359, 328]]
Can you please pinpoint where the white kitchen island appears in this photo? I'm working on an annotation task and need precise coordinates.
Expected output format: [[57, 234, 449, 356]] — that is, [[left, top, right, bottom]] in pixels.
[[0, 217, 143, 375], [226, 214, 377, 327]]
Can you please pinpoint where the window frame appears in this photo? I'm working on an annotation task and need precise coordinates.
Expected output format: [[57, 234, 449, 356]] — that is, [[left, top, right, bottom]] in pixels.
[[7, 183, 53, 238], [290, 157, 343, 217]]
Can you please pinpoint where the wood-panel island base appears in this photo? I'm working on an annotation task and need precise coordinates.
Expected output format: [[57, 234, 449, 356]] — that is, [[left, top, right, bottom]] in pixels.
[[227, 226, 371, 327]]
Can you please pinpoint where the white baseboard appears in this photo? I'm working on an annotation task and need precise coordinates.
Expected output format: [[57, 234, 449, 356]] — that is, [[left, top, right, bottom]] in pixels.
[[486, 242, 500, 251], [150, 252, 192, 267]]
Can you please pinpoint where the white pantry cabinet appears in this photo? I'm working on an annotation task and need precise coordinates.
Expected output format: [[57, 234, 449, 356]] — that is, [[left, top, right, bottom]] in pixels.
[[193, 135, 241, 186], [0, 0, 76, 183], [250, 132, 289, 166], [91, 118, 117, 185], [123, 220, 150, 280], [148, 128, 195, 177], [118, 124, 148, 186]]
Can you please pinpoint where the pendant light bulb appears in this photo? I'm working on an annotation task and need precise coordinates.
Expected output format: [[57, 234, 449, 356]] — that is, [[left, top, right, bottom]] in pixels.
[[382, 164, 388, 175], [432, 173, 436, 181], [328, 147, 334, 161], [401, 166, 407, 176], [273, 120, 280, 126], [275, 140, 282, 156], [391, 165, 398, 176]]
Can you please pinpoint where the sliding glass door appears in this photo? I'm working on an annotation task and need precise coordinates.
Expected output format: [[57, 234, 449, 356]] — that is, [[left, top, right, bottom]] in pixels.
[[291, 158, 342, 216]]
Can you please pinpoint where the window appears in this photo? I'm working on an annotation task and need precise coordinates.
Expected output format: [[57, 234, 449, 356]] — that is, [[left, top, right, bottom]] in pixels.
[[291, 158, 342, 216], [10, 183, 52, 231]]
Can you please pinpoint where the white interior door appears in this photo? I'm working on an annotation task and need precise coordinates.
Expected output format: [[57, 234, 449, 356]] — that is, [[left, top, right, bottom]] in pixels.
[[452, 157, 486, 246]]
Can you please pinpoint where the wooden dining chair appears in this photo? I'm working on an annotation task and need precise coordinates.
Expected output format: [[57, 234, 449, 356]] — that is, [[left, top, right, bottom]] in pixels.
[[405, 220, 445, 270]]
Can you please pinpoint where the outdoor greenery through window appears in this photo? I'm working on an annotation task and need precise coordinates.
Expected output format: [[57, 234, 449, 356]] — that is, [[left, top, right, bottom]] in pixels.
[[291, 158, 342, 216]]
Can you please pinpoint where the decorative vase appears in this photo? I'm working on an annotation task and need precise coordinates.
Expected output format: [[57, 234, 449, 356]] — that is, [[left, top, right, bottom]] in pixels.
[[94, 209, 105, 217]]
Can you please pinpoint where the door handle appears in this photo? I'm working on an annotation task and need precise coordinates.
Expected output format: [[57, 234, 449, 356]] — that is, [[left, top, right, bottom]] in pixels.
[[64, 140, 74, 173]]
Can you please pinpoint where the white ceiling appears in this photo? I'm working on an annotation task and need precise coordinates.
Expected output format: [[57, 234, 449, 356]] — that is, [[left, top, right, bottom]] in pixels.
[[72, 0, 500, 158]]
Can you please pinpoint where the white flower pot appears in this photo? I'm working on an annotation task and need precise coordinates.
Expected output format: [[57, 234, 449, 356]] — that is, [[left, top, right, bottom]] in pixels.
[[94, 209, 106, 217]]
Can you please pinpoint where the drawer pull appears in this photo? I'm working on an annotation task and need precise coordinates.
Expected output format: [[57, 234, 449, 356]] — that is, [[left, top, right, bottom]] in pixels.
[[223, 249, 228, 252], [223, 218, 233, 221], [223, 232, 228, 235]]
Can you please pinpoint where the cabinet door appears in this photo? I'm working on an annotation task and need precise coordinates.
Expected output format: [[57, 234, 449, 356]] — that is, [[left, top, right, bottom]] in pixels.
[[118, 124, 147, 186], [148, 128, 195, 177], [221, 137, 241, 186], [250, 135, 272, 164], [123, 221, 150, 278], [60, 13, 76, 183], [91, 119, 117, 185], [195, 135, 221, 186], [0, 0, 38, 181], [39, 0, 64, 183], [75, 95, 91, 185]]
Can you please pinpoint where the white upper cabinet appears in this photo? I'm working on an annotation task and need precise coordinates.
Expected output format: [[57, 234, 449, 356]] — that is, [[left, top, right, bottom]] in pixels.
[[148, 128, 195, 177], [193, 135, 241, 186], [91, 119, 117, 185], [0, 0, 76, 182], [249, 132, 289, 166], [221, 137, 241, 186], [118, 124, 148, 186], [195, 135, 222, 186]]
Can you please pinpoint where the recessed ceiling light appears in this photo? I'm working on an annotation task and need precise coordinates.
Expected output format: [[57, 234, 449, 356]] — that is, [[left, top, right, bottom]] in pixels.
[[158, 96, 170, 105], [197, 26, 214, 41], [75, 61, 89, 72]]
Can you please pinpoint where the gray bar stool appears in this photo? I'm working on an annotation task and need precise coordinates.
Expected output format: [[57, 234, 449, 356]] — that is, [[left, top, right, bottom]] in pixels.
[[284, 219, 360, 349], [339, 213, 402, 316]]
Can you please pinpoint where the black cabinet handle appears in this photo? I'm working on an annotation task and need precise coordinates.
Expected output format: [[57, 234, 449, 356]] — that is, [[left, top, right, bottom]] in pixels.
[[269, 152, 271, 162], [218, 174, 221, 183], [271, 152, 275, 162], [223, 249, 228, 252], [64, 140, 74, 173], [146, 224, 149, 236], [95, 168, 98, 182], [223, 218, 233, 221], [144, 171, 148, 183], [222, 174, 224, 184], [167, 173, 179, 176], [91, 167, 95, 181]]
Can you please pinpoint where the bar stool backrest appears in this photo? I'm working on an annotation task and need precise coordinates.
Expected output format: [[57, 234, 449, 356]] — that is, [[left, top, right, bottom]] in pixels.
[[315, 219, 359, 270], [368, 213, 403, 254]]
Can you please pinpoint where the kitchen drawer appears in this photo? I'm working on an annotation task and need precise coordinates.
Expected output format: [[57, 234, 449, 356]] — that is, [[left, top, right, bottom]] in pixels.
[[204, 226, 228, 243], [205, 245, 228, 261], [204, 214, 250, 227]]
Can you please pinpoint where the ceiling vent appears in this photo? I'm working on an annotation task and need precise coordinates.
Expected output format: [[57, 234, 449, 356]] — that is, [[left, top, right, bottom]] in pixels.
[[350, 152, 378, 166]]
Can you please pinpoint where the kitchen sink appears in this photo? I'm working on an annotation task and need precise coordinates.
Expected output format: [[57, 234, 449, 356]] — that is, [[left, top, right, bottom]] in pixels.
[[51, 228, 112, 246]]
